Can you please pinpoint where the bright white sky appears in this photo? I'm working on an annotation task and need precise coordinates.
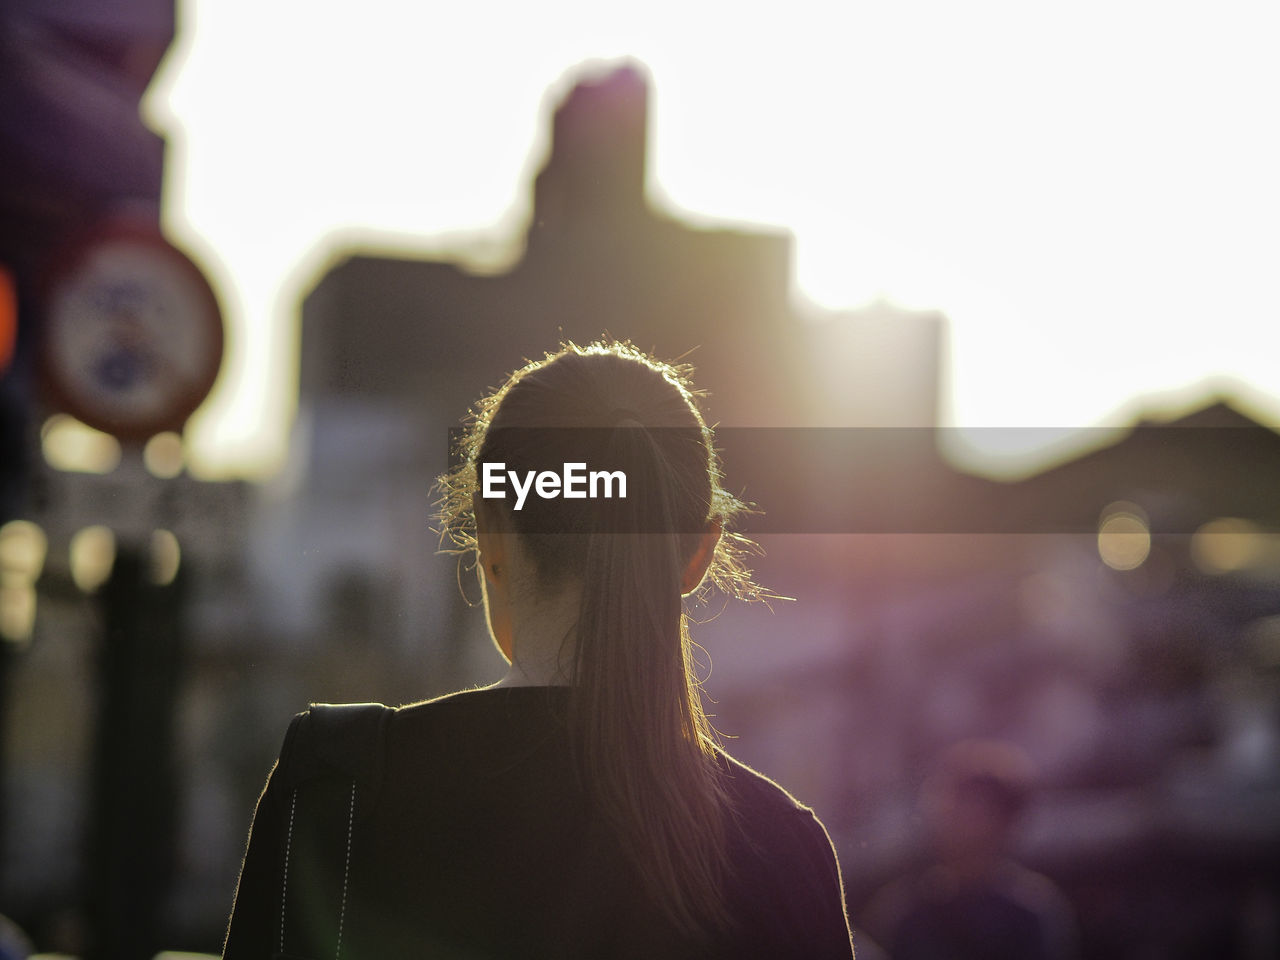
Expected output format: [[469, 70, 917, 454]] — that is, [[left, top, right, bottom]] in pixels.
[[146, 0, 1280, 479]]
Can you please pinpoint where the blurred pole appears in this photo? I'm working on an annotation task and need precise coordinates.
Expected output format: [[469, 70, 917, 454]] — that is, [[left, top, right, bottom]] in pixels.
[[85, 542, 186, 960], [0, 201, 39, 892]]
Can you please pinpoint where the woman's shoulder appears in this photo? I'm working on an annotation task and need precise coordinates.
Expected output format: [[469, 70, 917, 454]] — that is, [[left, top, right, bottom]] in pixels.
[[717, 750, 826, 824], [715, 750, 844, 892], [394, 684, 503, 711], [392, 684, 570, 725], [384, 685, 573, 771]]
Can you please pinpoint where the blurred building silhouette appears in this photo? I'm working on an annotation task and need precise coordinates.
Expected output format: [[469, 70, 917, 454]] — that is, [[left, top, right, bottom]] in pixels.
[[284, 61, 947, 652], [275, 63, 944, 694], [301, 65, 816, 429]]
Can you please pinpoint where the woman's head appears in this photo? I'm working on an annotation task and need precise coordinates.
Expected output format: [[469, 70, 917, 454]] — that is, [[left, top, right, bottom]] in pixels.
[[437, 339, 758, 939], [439, 339, 753, 600]]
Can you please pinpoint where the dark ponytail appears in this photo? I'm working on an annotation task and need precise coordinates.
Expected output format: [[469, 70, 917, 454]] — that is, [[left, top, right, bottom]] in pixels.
[[437, 340, 764, 939], [571, 418, 733, 937]]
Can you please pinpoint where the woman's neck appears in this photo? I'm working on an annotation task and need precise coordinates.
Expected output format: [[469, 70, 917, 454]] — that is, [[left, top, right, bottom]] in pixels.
[[496, 579, 580, 687], [496, 647, 573, 688]]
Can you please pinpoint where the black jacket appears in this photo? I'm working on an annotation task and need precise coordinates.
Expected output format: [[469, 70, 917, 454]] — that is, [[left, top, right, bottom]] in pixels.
[[223, 686, 853, 959]]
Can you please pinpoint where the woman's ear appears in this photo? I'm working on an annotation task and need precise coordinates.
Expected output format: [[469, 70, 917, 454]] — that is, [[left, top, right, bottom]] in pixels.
[[681, 520, 722, 595], [474, 495, 507, 585]]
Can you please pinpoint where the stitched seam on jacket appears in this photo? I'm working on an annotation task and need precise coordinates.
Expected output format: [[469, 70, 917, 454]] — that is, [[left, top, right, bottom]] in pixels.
[[336, 781, 356, 959], [281, 786, 298, 956]]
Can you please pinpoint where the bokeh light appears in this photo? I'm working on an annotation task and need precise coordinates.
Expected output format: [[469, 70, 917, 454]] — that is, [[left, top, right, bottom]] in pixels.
[[69, 525, 117, 593], [1097, 502, 1150, 571], [0, 581, 36, 645], [41, 415, 122, 475], [0, 520, 45, 647], [149, 529, 182, 586], [144, 432, 186, 479], [1190, 517, 1266, 575], [0, 520, 47, 583]]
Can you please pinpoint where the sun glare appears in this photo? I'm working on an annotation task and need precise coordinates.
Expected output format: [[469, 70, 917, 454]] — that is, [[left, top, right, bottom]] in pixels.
[[148, 0, 1280, 478]]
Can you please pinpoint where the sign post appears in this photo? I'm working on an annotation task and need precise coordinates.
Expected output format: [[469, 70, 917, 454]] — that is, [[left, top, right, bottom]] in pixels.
[[39, 216, 224, 960]]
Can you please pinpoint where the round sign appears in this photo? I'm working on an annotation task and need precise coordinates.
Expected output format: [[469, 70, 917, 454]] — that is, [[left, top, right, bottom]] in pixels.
[[40, 218, 224, 442]]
